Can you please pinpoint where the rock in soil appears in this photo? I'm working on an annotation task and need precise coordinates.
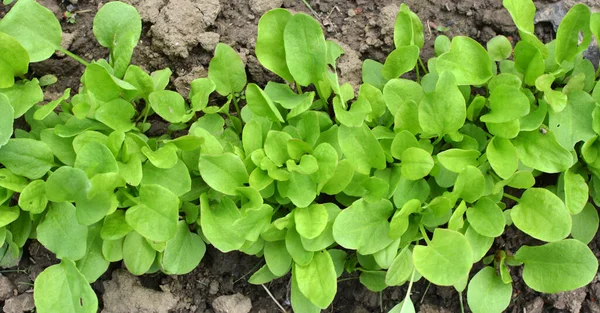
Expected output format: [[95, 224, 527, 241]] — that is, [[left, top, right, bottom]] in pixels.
[[524, 297, 545, 313], [547, 287, 587, 313], [0, 275, 15, 301], [3, 293, 34, 313], [248, 0, 283, 15], [212, 293, 252, 313], [418, 303, 452, 313], [102, 270, 178, 313]]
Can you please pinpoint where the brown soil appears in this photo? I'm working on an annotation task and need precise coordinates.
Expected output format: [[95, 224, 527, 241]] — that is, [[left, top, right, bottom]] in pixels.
[[2, 0, 600, 312]]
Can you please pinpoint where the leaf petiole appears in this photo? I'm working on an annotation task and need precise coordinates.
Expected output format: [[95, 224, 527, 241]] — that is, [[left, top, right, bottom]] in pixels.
[[503, 193, 520, 203], [419, 224, 432, 245], [56, 47, 90, 66]]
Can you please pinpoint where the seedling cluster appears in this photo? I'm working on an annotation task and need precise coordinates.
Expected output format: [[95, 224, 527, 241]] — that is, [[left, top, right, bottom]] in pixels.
[[0, 0, 599, 312]]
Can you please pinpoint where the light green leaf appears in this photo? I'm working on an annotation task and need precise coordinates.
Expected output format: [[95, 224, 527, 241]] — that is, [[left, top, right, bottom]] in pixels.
[[385, 247, 413, 286], [33, 259, 98, 313], [0, 138, 53, 179], [123, 231, 156, 275], [18, 180, 47, 214], [101, 210, 132, 240], [338, 124, 386, 175], [198, 153, 249, 196], [418, 71, 466, 137], [413, 229, 472, 286], [92, 1, 141, 78], [467, 197, 505, 237], [200, 194, 245, 252], [393, 3, 424, 49], [141, 159, 191, 197], [549, 91, 596, 150], [512, 130, 572, 173], [332, 199, 394, 255], [0, 32, 29, 88], [277, 172, 317, 207], [125, 184, 179, 242], [149, 90, 192, 123], [571, 203, 599, 244], [382, 45, 419, 80], [295, 204, 328, 239], [362, 59, 387, 90], [76, 224, 110, 283], [0, 94, 13, 148], [437, 149, 480, 173], [436, 36, 493, 85], [1, 79, 43, 118], [294, 250, 337, 309], [502, 0, 547, 58], [400, 147, 434, 180], [487, 35, 512, 61], [265, 240, 292, 276], [161, 221, 206, 275], [75, 142, 119, 177], [511, 188, 571, 242], [246, 83, 284, 123], [480, 85, 529, 123], [563, 168, 588, 215], [453, 166, 485, 203], [284, 13, 327, 86], [487, 137, 518, 179], [208, 43, 247, 96], [516, 239, 598, 293], [37, 202, 88, 260], [95, 99, 136, 132], [45, 166, 91, 203], [467, 267, 512, 313], [555, 4, 591, 65], [0, 0, 61, 62], [256, 9, 293, 82]]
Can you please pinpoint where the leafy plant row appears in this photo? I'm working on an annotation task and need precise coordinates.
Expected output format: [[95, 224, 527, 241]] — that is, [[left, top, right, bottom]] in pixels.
[[0, 0, 599, 312]]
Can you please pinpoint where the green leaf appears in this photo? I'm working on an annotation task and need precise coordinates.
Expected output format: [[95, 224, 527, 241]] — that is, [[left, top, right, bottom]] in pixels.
[[418, 71, 466, 137], [453, 166, 485, 203], [394, 3, 424, 49], [286, 227, 314, 266], [515, 239, 598, 293], [0, 94, 13, 148], [294, 250, 337, 309], [102, 238, 124, 262], [436, 36, 493, 85], [511, 188, 571, 242], [486, 137, 518, 179], [338, 124, 386, 175], [45, 166, 91, 203], [0, 32, 29, 88], [362, 59, 387, 90], [200, 195, 244, 252], [284, 13, 327, 86], [549, 91, 596, 150], [0, 138, 53, 179], [198, 153, 249, 196], [208, 43, 247, 96], [125, 184, 179, 242], [295, 204, 328, 239], [161, 221, 206, 275], [256, 9, 293, 82], [310, 143, 338, 184], [95, 99, 136, 132], [264, 130, 293, 166], [246, 83, 284, 123], [385, 247, 414, 286], [76, 224, 110, 283], [393, 177, 429, 208], [278, 172, 317, 207], [359, 271, 387, 292], [382, 45, 419, 80], [123, 231, 156, 275], [92, 1, 141, 78], [75, 142, 119, 177], [101, 210, 132, 240], [571, 203, 599, 244], [487, 35, 512, 61], [265, 240, 292, 276], [0, 169, 27, 192], [332, 199, 394, 255], [18, 180, 47, 214], [37, 202, 88, 260], [389, 299, 416, 313], [141, 143, 178, 169], [480, 85, 529, 123], [0, 79, 43, 118], [33, 259, 98, 313], [512, 130, 573, 173], [563, 168, 588, 215], [437, 149, 480, 173], [502, 0, 547, 58], [413, 229, 472, 286], [467, 267, 512, 313], [290, 271, 322, 313], [0, 206, 18, 228], [465, 226, 494, 263], [0, 0, 61, 62], [555, 4, 591, 65], [400, 147, 434, 180], [467, 197, 505, 237], [142, 159, 191, 197], [149, 90, 192, 123]]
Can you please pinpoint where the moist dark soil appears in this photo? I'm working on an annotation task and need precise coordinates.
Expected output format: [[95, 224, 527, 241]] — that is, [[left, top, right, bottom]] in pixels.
[[1, 0, 600, 312]]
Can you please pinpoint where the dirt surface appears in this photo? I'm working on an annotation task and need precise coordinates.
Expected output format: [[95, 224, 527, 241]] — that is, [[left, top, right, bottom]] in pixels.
[[2, 0, 600, 312]]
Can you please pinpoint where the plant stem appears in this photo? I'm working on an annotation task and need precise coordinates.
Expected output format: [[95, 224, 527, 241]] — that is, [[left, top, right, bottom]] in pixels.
[[415, 63, 421, 82], [296, 83, 303, 94], [419, 224, 432, 245], [418, 57, 429, 75], [56, 47, 90, 66], [503, 193, 520, 203], [459, 291, 465, 313], [120, 190, 139, 204], [232, 95, 241, 117]]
